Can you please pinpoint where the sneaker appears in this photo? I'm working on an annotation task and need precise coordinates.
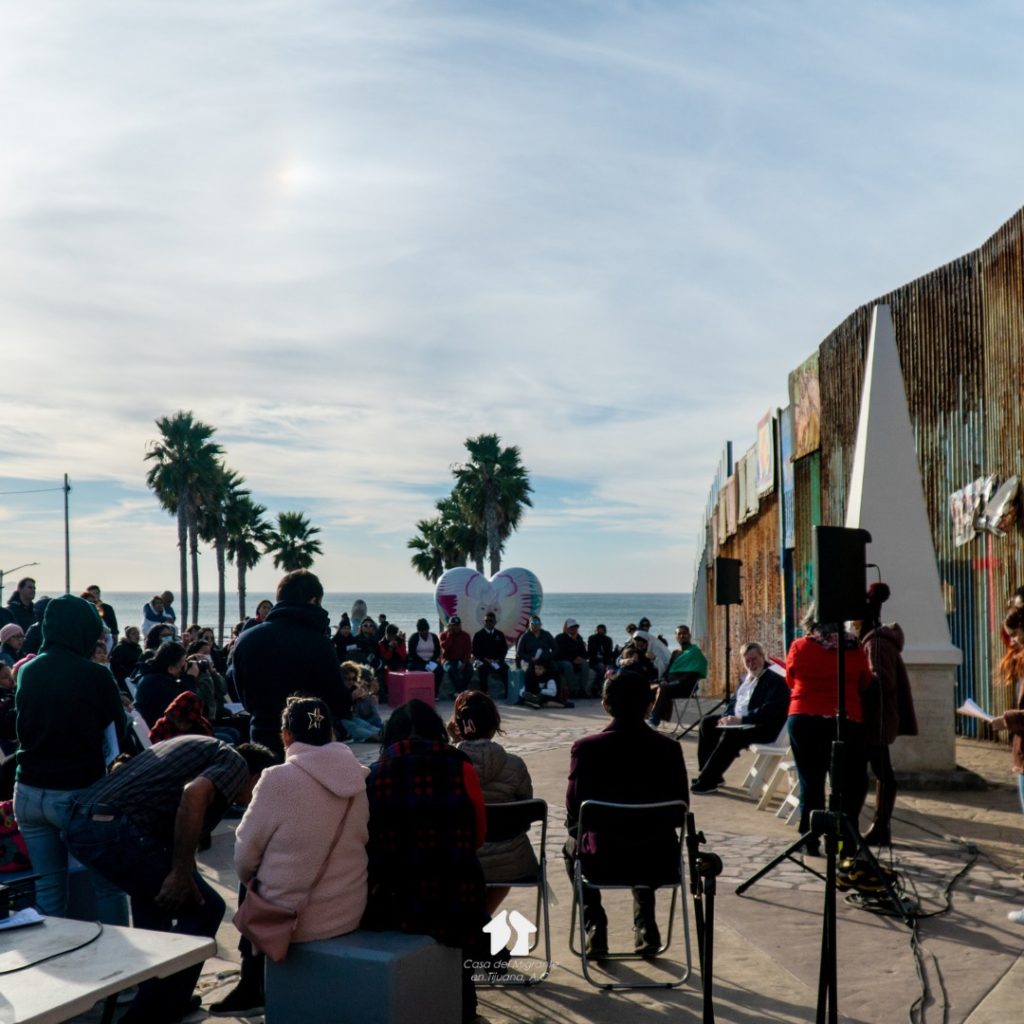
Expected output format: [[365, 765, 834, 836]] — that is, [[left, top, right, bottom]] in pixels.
[[208, 980, 265, 1017], [634, 923, 662, 956], [1008, 910, 1024, 924], [584, 922, 608, 959], [647, 714, 661, 727]]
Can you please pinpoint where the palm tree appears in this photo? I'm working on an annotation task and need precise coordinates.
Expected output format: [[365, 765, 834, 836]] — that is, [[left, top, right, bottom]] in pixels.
[[225, 494, 273, 623], [144, 411, 223, 627], [407, 517, 447, 584], [269, 511, 323, 572], [198, 464, 248, 645], [434, 495, 481, 571], [451, 433, 533, 575]]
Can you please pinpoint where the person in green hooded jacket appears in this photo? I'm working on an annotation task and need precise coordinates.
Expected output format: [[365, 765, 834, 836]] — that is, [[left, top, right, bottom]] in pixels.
[[13, 594, 130, 921]]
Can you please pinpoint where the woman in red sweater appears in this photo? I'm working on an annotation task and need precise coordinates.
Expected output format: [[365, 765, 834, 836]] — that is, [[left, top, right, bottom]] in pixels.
[[786, 608, 873, 856]]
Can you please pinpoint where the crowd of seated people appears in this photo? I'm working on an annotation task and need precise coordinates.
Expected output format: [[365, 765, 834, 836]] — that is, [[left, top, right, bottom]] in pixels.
[[6, 572, 747, 1023]]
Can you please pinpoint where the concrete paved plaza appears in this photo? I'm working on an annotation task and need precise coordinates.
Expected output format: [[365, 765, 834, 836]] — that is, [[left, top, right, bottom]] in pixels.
[[69, 700, 1024, 1023]]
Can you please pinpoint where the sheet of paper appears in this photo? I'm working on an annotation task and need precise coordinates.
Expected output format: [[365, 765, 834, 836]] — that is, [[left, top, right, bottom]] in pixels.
[[956, 697, 994, 723], [0, 908, 45, 931], [129, 709, 152, 749], [224, 702, 245, 714], [101, 721, 119, 766]]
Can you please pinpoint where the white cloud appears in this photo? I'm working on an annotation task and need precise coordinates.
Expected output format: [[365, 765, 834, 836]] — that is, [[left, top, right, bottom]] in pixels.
[[3, 1, 1024, 593]]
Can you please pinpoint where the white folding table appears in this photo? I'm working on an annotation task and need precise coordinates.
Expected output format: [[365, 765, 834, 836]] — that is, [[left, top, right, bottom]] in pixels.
[[0, 917, 215, 1024]]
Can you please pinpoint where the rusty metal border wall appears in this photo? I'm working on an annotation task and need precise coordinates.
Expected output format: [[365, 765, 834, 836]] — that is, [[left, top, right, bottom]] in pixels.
[[698, 207, 1024, 737]]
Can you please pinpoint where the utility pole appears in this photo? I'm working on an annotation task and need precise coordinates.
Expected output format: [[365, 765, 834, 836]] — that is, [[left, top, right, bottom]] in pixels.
[[64, 474, 71, 594]]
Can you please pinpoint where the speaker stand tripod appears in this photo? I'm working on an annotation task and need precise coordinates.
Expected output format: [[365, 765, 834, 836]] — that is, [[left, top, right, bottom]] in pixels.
[[734, 633, 912, 1024]]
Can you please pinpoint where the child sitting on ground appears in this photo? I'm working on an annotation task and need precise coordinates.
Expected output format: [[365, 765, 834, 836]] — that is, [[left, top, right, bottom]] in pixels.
[[523, 658, 573, 709], [339, 660, 384, 742]]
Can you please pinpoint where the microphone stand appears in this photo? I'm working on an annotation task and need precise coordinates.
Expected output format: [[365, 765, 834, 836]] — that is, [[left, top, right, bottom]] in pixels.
[[735, 626, 911, 1024]]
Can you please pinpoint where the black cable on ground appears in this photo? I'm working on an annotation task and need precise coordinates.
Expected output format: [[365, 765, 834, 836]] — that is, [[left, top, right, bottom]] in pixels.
[[849, 824, 978, 1024]]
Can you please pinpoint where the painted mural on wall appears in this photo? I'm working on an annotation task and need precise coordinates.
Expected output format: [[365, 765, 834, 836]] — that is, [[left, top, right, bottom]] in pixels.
[[780, 405, 795, 549], [755, 411, 775, 496], [725, 473, 738, 536], [739, 445, 758, 522], [950, 475, 1020, 544], [789, 352, 821, 460]]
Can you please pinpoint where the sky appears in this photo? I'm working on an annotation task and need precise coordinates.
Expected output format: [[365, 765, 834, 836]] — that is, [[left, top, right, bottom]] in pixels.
[[3, 1, 1024, 599]]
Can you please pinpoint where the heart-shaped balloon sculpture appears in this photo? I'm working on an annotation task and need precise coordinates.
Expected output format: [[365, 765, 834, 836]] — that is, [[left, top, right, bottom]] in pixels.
[[434, 567, 543, 643]]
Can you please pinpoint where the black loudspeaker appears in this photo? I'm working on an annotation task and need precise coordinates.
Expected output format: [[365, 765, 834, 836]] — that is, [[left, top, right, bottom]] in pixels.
[[715, 557, 742, 606], [814, 526, 872, 623]]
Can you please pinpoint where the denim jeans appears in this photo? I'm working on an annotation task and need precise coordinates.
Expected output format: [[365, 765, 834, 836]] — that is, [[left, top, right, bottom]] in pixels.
[[67, 802, 225, 1020], [443, 659, 474, 693], [339, 716, 382, 742], [12, 782, 129, 924]]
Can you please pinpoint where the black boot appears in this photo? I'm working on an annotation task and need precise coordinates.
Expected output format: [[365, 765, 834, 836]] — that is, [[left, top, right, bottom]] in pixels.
[[862, 779, 897, 846], [208, 958, 265, 1017]]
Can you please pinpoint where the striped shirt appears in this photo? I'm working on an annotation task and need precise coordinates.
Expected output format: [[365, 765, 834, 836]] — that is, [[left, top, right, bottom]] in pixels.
[[78, 734, 248, 842]]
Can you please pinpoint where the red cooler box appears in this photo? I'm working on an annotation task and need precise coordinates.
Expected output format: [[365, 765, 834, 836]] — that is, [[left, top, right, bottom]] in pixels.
[[386, 670, 435, 708]]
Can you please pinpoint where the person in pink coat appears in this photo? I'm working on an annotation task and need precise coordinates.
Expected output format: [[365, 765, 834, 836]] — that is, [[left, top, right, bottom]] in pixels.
[[212, 696, 370, 1016]]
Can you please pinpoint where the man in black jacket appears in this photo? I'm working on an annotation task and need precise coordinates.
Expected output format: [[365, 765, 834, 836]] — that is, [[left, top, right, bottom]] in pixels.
[[229, 570, 351, 755], [471, 612, 509, 694], [691, 641, 790, 793], [564, 671, 689, 957], [1, 577, 37, 631]]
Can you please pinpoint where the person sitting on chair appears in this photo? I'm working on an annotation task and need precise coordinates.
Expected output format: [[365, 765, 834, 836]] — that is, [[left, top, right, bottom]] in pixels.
[[563, 670, 689, 958], [690, 641, 790, 793], [649, 625, 707, 728]]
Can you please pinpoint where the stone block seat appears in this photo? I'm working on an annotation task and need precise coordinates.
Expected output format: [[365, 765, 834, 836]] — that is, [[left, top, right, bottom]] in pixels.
[[265, 930, 462, 1024]]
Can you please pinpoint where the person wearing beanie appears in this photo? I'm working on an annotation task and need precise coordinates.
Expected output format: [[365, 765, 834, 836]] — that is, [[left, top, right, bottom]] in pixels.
[[0, 624, 25, 667]]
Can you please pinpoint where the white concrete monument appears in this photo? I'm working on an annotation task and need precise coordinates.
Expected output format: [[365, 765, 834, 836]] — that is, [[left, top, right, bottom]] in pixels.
[[845, 304, 961, 773]]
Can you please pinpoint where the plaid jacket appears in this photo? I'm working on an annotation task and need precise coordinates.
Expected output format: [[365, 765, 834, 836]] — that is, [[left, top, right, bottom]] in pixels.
[[364, 738, 485, 947]]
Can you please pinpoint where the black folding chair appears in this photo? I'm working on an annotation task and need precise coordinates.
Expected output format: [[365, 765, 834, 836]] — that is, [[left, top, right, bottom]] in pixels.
[[569, 799, 692, 989], [481, 798, 551, 985], [666, 674, 721, 739]]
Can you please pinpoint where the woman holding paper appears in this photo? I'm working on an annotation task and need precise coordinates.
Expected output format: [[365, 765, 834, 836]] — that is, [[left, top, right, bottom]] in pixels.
[[989, 609, 1024, 924]]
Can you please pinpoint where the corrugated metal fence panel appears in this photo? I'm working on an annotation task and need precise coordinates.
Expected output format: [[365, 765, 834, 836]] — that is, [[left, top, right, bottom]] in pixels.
[[708, 489, 783, 695], [979, 211, 1024, 725], [818, 306, 870, 527]]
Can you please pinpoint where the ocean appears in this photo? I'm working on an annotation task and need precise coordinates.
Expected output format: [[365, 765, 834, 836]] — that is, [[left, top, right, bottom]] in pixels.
[[101, 591, 691, 646]]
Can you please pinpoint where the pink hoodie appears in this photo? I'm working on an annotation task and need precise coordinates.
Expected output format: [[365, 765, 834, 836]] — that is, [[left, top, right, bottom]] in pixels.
[[234, 740, 369, 943]]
